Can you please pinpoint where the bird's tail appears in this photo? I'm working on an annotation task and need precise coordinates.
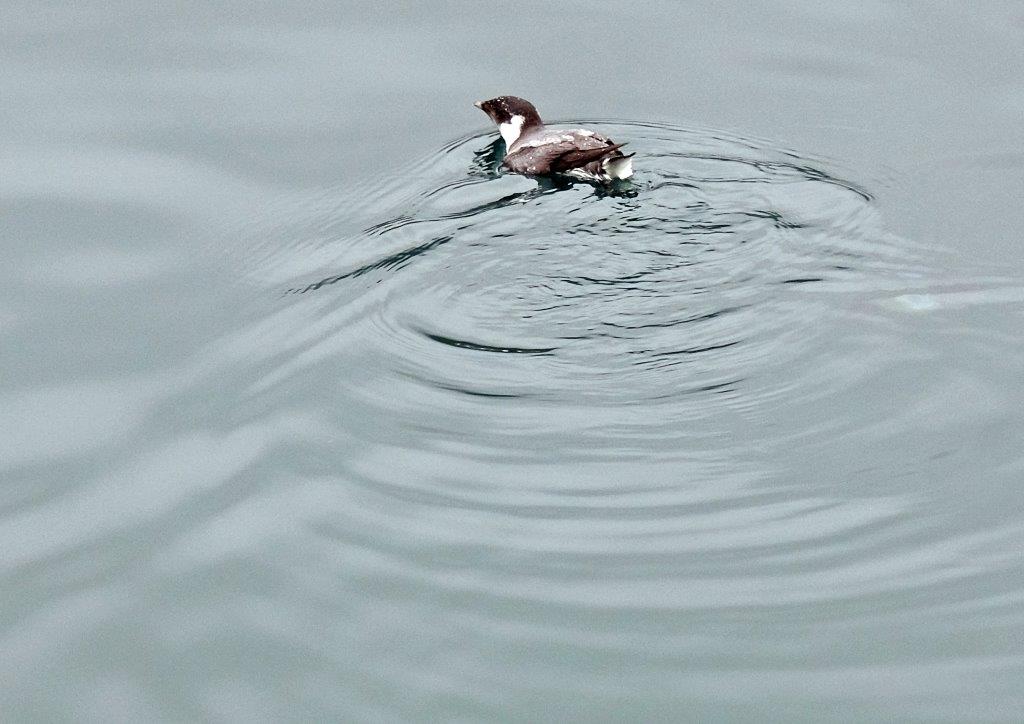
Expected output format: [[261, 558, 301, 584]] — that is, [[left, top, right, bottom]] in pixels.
[[603, 152, 635, 180]]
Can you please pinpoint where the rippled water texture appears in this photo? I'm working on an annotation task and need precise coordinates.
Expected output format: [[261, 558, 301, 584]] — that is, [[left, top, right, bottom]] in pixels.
[[209, 124, 1024, 718], [4, 3, 1024, 721]]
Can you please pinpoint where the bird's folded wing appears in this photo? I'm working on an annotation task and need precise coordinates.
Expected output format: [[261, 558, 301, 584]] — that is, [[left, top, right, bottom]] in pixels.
[[505, 138, 626, 175], [549, 143, 626, 172]]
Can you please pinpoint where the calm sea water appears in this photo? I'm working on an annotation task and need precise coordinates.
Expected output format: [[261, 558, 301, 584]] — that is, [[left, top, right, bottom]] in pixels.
[[3, 2, 1024, 721]]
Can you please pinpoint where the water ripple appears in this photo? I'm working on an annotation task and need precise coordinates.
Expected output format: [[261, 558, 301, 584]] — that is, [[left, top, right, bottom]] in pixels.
[[10, 121, 1022, 719]]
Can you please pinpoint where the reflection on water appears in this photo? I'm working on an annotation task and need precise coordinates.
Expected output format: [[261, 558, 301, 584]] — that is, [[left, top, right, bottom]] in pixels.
[[3, 2, 1024, 720]]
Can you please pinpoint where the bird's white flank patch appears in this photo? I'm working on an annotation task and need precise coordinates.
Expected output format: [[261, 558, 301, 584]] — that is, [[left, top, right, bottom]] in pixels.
[[499, 115, 526, 147], [603, 155, 634, 180]]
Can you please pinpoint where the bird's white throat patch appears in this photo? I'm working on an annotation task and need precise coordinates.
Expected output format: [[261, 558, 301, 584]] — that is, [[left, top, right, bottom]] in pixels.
[[499, 115, 526, 147]]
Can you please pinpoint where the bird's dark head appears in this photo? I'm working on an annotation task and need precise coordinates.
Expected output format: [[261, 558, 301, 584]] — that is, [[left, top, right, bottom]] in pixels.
[[474, 96, 543, 148], [474, 96, 543, 129]]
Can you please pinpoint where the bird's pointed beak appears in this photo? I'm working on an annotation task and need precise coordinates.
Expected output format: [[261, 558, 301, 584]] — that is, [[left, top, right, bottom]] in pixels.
[[473, 100, 483, 109]]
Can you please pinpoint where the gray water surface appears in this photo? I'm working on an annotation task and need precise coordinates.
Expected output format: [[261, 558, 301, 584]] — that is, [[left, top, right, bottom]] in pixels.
[[3, 2, 1024, 721]]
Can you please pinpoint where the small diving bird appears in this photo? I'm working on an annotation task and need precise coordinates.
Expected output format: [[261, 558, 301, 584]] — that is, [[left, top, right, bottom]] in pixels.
[[474, 96, 634, 183]]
